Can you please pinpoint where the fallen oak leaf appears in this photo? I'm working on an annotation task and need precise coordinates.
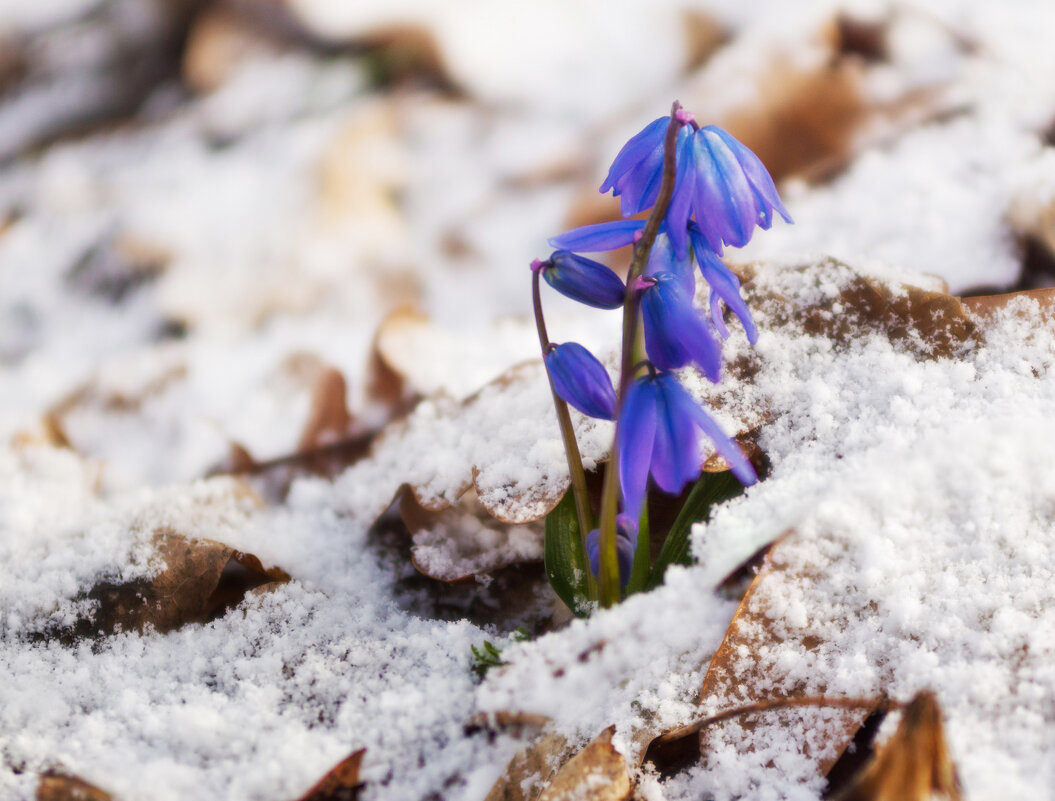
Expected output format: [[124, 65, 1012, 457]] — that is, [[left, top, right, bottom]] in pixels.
[[293, 749, 366, 801], [483, 731, 570, 801]]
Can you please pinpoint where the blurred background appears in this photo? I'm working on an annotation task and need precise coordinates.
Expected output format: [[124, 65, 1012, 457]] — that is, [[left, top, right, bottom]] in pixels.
[[2, 0, 1054, 486]]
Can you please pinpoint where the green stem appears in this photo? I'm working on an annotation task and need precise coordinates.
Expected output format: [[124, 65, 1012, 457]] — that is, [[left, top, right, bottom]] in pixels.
[[596, 100, 685, 608], [532, 267, 596, 595]]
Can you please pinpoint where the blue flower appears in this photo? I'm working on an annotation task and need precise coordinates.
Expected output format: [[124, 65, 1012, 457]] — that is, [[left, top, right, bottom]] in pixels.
[[637, 272, 721, 382], [689, 224, 757, 344], [677, 126, 793, 255], [533, 251, 626, 310], [544, 343, 617, 421], [618, 372, 756, 518], [600, 118, 691, 218], [584, 514, 638, 587]]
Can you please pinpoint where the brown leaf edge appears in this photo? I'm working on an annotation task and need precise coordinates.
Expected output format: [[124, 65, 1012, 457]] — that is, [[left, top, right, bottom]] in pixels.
[[36, 771, 112, 801], [293, 749, 366, 801]]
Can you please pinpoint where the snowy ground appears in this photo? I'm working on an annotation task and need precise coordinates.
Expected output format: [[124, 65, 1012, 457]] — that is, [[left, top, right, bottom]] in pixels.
[[3, 1, 1055, 799]]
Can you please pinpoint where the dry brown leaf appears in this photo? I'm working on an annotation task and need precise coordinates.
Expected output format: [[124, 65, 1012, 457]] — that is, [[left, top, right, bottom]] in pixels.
[[297, 367, 354, 451], [743, 261, 976, 360], [74, 530, 289, 637], [484, 731, 571, 801], [182, 5, 288, 94], [293, 749, 366, 801], [536, 726, 630, 801], [36, 770, 112, 801], [830, 692, 962, 801], [694, 540, 874, 775]]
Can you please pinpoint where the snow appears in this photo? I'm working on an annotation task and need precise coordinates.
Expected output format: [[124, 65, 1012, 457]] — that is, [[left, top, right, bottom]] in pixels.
[[4, 0, 1055, 799]]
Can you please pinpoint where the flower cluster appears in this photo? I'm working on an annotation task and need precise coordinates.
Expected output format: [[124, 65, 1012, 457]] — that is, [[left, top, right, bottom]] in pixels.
[[532, 103, 789, 602]]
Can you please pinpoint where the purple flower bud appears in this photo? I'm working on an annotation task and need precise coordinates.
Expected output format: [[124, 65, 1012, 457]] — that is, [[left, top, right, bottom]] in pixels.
[[538, 251, 626, 310], [618, 372, 756, 518], [545, 342, 617, 421], [584, 514, 638, 587]]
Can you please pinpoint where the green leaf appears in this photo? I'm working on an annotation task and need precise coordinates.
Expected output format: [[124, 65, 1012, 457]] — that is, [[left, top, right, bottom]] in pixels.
[[624, 502, 651, 596], [544, 490, 593, 616], [646, 471, 745, 590]]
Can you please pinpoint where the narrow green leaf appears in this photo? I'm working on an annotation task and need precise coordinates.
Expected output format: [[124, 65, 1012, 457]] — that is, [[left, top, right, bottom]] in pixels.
[[544, 490, 593, 616], [647, 471, 745, 590], [624, 502, 651, 596]]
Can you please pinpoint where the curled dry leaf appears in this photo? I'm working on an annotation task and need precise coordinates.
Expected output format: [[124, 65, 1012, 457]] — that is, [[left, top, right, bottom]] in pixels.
[[293, 749, 366, 801], [36, 771, 113, 801], [72, 530, 289, 638], [536, 726, 630, 801], [483, 732, 571, 801], [830, 692, 962, 801]]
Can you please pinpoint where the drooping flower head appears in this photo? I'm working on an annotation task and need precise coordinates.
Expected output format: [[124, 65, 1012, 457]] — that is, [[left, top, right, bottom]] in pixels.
[[618, 371, 756, 519], [636, 273, 721, 382], [671, 125, 793, 256], [544, 342, 616, 421], [598, 111, 791, 259]]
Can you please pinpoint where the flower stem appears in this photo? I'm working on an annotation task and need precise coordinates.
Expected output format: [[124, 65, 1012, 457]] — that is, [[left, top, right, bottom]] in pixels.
[[596, 101, 684, 608], [532, 267, 596, 593]]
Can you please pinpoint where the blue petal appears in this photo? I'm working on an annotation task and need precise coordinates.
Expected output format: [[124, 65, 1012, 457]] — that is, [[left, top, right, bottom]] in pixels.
[[644, 232, 695, 296], [615, 142, 664, 216], [618, 376, 658, 519], [692, 238, 758, 344], [650, 374, 701, 495], [600, 117, 667, 195], [548, 220, 644, 253], [674, 380, 757, 486], [709, 288, 730, 339], [665, 127, 696, 259], [710, 127, 793, 227], [543, 251, 626, 310], [641, 275, 721, 381], [696, 128, 760, 249], [545, 343, 617, 421]]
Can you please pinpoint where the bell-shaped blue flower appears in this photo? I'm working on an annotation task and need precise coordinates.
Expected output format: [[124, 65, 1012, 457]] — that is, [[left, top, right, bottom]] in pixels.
[[584, 514, 638, 587], [684, 126, 793, 255], [618, 372, 756, 518], [544, 342, 617, 421], [534, 251, 626, 310], [600, 118, 692, 218], [638, 273, 721, 382], [689, 224, 758, 344]]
